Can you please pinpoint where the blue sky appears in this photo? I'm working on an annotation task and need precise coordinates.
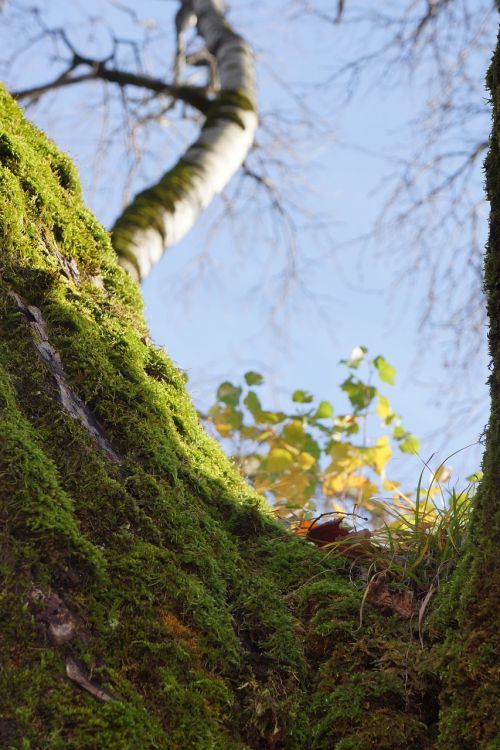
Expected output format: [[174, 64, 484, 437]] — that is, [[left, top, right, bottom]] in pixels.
[[2, 0, 492, 486]]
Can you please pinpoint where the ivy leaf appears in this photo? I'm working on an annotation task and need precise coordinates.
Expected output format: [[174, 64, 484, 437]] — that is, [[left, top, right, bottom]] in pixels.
[[217, 381, 242, 407], [373, 356, 396, 385], [292, 389, 314, 403], [314, 400, 333, 419], [244, 371, 263, 386]]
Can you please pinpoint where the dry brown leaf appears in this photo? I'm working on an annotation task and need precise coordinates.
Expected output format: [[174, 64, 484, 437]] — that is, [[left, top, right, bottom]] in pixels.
[[366, 573, 414, 619]]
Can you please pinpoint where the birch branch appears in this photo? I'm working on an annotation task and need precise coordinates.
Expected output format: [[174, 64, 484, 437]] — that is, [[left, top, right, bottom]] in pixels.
[[12, 64, 210, 114], [111, 0, 258, 282]]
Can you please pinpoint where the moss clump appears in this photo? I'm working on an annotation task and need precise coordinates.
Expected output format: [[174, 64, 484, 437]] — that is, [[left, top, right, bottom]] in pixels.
[[0, 84, 455, 748]]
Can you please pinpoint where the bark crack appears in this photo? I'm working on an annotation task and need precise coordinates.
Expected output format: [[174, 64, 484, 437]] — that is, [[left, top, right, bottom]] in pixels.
[[8, 290, 121, 464]]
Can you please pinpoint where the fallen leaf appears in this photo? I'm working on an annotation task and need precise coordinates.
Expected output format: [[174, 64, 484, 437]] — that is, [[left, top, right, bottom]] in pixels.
[[306, 519, 349, 546], [365, 573, 414, 618]]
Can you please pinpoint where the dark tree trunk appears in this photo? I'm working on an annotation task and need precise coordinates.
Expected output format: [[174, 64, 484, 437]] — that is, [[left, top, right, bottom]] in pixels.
[[434, 29, 500, 749]]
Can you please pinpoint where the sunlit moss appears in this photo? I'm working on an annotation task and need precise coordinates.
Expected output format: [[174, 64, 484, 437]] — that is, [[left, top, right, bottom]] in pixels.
[[0, 84, 458, 749]]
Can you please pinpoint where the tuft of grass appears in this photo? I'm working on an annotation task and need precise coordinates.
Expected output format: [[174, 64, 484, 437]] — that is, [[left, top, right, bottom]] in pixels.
[[369, 469, 477, 589], [298, 461, 478, 630], [354, 466, 478, 632]]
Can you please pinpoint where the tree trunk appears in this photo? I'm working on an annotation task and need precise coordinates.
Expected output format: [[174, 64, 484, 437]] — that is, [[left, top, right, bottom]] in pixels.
[[434, 28, 500, 750], [0, 30, 498, 748]]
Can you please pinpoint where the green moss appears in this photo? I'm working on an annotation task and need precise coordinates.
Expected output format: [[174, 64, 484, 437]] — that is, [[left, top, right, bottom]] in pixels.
[[0, 83, 457, 748]]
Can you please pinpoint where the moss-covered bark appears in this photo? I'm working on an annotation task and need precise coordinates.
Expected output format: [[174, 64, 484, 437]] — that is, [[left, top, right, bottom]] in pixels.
[[0, 80, 495, 748], [433, 31, 500, 750]]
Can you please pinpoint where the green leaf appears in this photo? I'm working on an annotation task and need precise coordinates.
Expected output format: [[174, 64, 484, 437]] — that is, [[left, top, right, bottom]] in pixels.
[[392, 425, 406, 440], [341, 376, 376, 410], [373, 355, 396, 385], [340, 345, 368, 369], [292, 389, 314, 403], [244, 371, 264, 386], [208, 404, 243, 436], [217, 381, 242, 407], [266, 448, 293, 472], [244, 390, 262, 415], [304, 435, 321, 460], [399, 434, 420, 454], [466, 472, 483, 483], [256, 410, 287, 425], [282, 420, 305, 448], [314, 400, 333, 419], [229, 409, 244, 430]]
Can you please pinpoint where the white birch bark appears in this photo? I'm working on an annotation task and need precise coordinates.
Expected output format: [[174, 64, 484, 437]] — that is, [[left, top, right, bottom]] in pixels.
[[112, 0, 258, 282]]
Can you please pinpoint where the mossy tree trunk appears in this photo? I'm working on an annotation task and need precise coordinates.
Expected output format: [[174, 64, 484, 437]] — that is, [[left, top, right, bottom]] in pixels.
[[433, 28, 500, 750], [0, 27, 499, 750]]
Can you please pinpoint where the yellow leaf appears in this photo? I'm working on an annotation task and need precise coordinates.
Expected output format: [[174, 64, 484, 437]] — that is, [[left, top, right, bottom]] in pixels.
[[215, 423, 232, 438], [257, 429, 274, 442], [363, 435, 392, 474], [323, 472, 364, 495], [322, 472, 349, 495], [322, 472, 378, 504], [267, 448, 293, 472], [331, 500, 347, 514], [433, 464, 452, 483], [376, 394, 393, 420], [345, 474, 369, 489], [272, 468, 310, 503], [383, 478, 400, 491], [358, 479, 380, 505], [282, 420, 305, 447], [253, 472, 273, 493], [298, 451, 316, 470], [328, 442, 363, 473]]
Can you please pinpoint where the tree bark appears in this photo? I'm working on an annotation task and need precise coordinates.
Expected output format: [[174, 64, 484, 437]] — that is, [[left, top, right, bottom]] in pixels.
[[434, 28, 500, 749]]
